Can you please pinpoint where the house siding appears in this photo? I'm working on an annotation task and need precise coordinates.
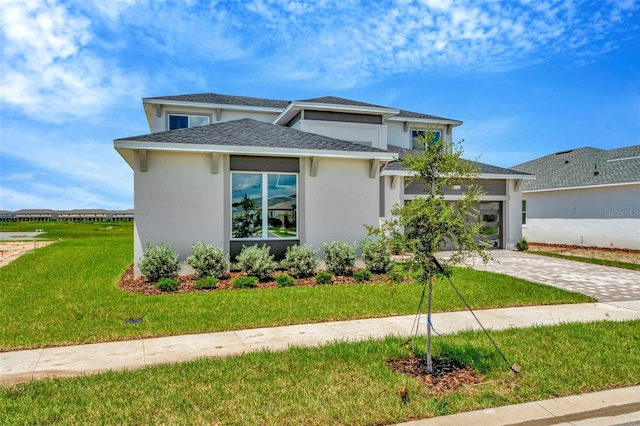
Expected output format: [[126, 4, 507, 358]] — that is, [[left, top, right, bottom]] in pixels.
[[303, 157, 380, 249], [523, 184, 640, 249], [133, 150, 227, 276]]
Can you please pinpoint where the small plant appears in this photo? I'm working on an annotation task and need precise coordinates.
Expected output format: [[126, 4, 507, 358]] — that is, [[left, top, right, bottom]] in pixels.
[[386, 269, 404, 284], [194, 276, 219, 290], [186, 240, 229, 278], [315, 271, 332, 285], [322, 240, 356, 276], [236, 244, 277, 281], [353, 269, 372, 282], [232, 276, 258, 289], [275, 274, 295, 288], [155, 277, 179, 292], [360, 238, 394, 274], [281, 244, 318, 278], [515, 237, 529, 251], [138, 241, 180, 283]]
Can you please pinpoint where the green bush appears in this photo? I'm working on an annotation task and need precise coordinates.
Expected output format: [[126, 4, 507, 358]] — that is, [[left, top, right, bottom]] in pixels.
[[360, 238, 394, 274], [281, 244, 318, 278], [138, 241, 180, 283], [186, 240, 229, 278], [322, 240, 356, 276], [232, 276, 258, 289], [315, 272, 332, 285], [275, 274, 295, 288], [236, 244, 277, 281], [194, 276, 219, 290], [516, 237, 529, 251], [353, 269, 372, 282], [156, 277, 179, 292]]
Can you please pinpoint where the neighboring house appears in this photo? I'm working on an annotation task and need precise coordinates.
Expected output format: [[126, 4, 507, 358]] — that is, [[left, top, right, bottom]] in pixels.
[[512, 145, 640, 250], [114, 93, 532, 276]]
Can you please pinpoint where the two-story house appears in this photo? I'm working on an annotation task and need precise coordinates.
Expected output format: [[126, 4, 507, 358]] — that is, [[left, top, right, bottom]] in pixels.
[[114, 94, 532, 276]]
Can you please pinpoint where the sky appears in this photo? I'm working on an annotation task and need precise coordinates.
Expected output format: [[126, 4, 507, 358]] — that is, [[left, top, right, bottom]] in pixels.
[[1, 0, 638, 211]]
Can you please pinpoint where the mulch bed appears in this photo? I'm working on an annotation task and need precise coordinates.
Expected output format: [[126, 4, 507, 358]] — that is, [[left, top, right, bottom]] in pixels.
[[119, 265, 409, 295], [387, 355, 484, 396]]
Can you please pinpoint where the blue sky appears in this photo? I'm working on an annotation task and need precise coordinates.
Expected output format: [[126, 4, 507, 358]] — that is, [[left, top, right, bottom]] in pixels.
[[1, 0, 638, 211]]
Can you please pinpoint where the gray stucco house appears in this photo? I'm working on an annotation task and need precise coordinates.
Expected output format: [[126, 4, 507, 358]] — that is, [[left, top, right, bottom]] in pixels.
[[114, 93, 531, 276], [512, 145, 640, 250]]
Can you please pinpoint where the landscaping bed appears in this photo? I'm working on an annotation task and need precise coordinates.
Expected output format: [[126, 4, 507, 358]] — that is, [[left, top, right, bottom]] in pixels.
[[528, 243, 640, 264], [119, 265, 408, 295]]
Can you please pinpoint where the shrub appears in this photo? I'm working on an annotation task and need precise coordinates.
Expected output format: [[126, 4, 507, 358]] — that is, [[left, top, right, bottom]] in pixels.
[[515, 237, 529, 251], [156, 277, 179, 292], [186, 240, 229, 279], [322, 240, 356, 276], [232, 276, 258, 289], [138, 241, 180, 283], [281, 244, 318, 278], [315, 271, 332, 285], [275, 274, 295, 288], [236, 244, 277, 281], [360, 238, 394, 274], [194, 276, 219, 290], [353, 269, 372, 282]]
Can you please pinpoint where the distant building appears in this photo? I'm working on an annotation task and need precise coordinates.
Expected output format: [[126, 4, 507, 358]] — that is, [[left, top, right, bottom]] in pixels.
[[512, 145, 640, 250], [0, 209, 134, 222]]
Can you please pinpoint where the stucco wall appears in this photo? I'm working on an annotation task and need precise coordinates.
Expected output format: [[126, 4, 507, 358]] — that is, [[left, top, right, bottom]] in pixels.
[[386, 121, 453, 149], [523, 184, 640, 249], [149, 106, 279, 133], [299, 120, 388, 150], [303, 157, 380, 249], [133, 151, 227, 275]]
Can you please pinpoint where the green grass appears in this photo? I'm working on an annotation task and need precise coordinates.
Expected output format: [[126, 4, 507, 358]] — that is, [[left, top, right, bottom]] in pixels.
[[526, 250, 640, 271], [0, 221, 593, 351], [2, 320, 638, 425]]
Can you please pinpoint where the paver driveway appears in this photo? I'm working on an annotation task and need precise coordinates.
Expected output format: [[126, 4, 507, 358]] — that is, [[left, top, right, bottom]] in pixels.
[[459, 250, 640, 302]]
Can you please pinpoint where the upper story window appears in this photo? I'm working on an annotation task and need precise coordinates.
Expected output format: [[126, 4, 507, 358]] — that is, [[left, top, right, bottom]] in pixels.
[[168, 114, 210, 130], [411, 129, 442, 150]]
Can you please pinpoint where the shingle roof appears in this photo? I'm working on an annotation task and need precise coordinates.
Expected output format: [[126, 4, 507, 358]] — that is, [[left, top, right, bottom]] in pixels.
[[385, 145, 531, 176], [146, 93, 460, 122], [117, 118, 391, 153], [293, 96, 391, 109], [511, 145, 640, 190], [144, 93, 290, 109], [394, 109, 460, 122]]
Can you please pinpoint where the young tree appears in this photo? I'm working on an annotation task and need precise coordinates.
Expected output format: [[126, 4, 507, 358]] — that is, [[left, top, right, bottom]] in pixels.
[[389, 130, 490, 372]]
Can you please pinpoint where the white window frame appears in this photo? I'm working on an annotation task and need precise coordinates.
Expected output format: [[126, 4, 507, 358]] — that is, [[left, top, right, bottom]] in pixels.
[[167, 113, 211, 130], [411, 128, 442, 150]]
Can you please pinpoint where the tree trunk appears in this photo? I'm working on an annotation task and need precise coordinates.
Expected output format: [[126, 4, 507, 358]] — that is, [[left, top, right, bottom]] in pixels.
[[426, 274, 434, 373]]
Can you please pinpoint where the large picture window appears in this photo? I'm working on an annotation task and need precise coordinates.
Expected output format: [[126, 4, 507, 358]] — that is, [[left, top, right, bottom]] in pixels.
[[231, 172, 297, 239]]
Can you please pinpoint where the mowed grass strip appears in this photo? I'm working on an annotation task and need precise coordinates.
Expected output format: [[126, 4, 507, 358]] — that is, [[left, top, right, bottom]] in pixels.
[[526, 250, 640, 271], [0, 222, 593, 351], [2, 320, 639, 425]]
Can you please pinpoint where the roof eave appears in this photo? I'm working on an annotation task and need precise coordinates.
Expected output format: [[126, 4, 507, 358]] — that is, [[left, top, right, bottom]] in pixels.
[[114, 140, 397, 162], [380, 169, 536, 180], [142, 98, 285, 114], [523, 181, 640, 193], [273, 101, 400, 125], [387, 116, 463, 126]]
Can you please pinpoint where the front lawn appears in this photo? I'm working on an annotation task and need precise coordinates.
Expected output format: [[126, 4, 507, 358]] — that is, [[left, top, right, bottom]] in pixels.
[[0, 222, 593, 351], [2, 320, 639, 425]]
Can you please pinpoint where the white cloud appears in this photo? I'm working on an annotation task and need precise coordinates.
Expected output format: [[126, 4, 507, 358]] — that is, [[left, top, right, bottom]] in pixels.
[[0, 0, 143, 122]]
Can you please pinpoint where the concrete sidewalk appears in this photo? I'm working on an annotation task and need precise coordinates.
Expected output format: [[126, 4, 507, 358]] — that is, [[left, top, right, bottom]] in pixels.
[[397, 385, 640, 426], [2, 300, 639, 386]]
